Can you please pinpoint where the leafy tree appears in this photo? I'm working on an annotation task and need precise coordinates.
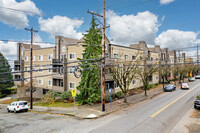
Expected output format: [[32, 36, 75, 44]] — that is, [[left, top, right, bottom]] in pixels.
[[77, 16, 102, 105], [42, 90, 59, 110], [0, 52, 14, 97], [110, 54, 139, 103]]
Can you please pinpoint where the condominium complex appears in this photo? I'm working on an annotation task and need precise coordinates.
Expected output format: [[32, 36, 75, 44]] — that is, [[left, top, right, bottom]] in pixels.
[[14, 36, 186, 98]]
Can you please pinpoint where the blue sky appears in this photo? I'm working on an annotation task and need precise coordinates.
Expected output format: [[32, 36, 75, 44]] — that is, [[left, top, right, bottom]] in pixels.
[[0, 0, 200, 61]]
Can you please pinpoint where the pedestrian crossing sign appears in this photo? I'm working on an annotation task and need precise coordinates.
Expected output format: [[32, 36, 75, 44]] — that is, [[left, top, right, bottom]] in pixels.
[[72, 89, 76, 97]]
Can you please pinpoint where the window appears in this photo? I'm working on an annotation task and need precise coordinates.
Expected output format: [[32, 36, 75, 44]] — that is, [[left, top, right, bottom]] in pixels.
[[39, 67, 43, 73], [25, 56, 28, 61], [125, 55, 128, 60], [151, 57, 153, 61], [132, 80, 136, 85], [82, 53, 85, 59], [105, 83, 110, 90], [39, 79, 43, 85], [60, 81, 63, 87], [69, 67, 75, 74], [105, 44, 107, 50], [48, 80, 52, 86], [33, 56, 35, 61], [70, 82, 75, 89], [105, 53, 109, 58], [156, 58, 159, 61], [114, 82, 119, 88], [48, 54, 53, 61], [69, 53, 75, 60], [114, 54, 118, 58], [60, 54, 66, 60], [62, 46, 66, 52], [132, 55, 136, 60], [39, 55, 43, 61], [48, 67, 52, 73], [25, 67, 28, 71], [156, 76, 159, 80]]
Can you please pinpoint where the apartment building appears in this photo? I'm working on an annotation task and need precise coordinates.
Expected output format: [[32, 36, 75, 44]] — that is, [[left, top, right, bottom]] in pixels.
[[14, 36, 186, 98]]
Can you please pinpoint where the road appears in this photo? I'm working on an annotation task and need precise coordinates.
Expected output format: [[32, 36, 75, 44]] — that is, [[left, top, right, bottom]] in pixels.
[[0, 80, 200, 133]]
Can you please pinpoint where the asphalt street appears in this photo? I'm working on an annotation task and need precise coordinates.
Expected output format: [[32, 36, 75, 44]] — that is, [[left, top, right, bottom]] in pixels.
[[0, 80, 200, 133]]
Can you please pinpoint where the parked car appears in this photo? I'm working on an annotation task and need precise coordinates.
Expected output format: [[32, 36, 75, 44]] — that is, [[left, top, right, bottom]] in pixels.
[[181, 83, 189, 90], [195, 75, 200, 79], [164, 84, 176, 92], [189, 77, 195, 82], [7, 101, 29, 113], [194, 96, 200, 109]]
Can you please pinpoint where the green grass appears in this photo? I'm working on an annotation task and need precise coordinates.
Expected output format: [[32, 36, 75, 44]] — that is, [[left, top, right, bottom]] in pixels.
[[34, 101, 79, 108]]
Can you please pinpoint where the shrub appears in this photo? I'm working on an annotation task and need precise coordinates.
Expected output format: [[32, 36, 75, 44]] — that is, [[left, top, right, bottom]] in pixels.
[[60, 91, 72, 101], [105, 95, 111, 102], [115, 91, 124, 99], [147, 84, 153, 89], [9, 87, 17, 94], [197, 94, 200, 100]]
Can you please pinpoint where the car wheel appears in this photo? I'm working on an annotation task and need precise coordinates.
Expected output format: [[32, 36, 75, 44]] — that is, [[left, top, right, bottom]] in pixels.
[[194, 105, 197, 109], [7, 108, 10, 113], [14, 109, 16, 114], [25, 109, 28, 112]]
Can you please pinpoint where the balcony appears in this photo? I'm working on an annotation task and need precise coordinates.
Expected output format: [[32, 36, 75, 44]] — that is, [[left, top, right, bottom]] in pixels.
[[14, 60, 21, 65]]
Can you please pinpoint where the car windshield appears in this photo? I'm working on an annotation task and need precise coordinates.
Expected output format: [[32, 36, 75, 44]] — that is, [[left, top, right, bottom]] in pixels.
[[19, 102, 27, 105], [182, 83, 188, 86], [167, 85, 173, 88]]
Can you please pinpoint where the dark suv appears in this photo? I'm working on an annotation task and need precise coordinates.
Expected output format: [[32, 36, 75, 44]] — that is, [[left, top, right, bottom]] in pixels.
[[194, 97, 200, 109]]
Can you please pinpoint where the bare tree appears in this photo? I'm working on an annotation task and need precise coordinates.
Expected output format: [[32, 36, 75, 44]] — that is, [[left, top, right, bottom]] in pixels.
[[136, 60, 158, 96], [158, 64, 171, 89], [110, 54, 139, 103]]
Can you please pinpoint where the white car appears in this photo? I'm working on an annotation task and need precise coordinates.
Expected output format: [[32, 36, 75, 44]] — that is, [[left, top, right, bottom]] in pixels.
[[7, 101, 29, 113]]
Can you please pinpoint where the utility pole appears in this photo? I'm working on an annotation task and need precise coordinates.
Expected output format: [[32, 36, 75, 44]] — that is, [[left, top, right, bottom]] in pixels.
[[87, 0, 106, 111], [25, 27, 38, 109]]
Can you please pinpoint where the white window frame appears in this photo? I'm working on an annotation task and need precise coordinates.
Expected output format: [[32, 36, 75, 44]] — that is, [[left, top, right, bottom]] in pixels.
[[132, 80, 136, 85], [114, 82, 119, 88], [48, 54, 53, 61], [39, 79, 43, 85], [48, 80, 52, 86], [38, 67, 43, 73], [69, 67, 75, 74], [69, 82, 76, 89], [33, 56, 35, 61], [105, 83, 110, 90], [114, 53, 118, 59], [125, 54, 129, 60], [25, 56, 28, 61], [38, 55, 43, 61], [69, 53, 75, 60]]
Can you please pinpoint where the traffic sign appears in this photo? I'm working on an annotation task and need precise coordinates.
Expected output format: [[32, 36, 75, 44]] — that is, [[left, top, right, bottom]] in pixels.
[[71, 89, 76, 97]]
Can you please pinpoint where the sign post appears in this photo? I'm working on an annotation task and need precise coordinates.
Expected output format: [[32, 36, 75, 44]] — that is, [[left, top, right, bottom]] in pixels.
[[71, 88, 76, 114], [109, 88, 112, 109]]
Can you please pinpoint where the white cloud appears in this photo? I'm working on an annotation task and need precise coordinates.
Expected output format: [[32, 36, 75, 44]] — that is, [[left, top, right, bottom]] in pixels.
[[0, 41, 17, 62], [0, 0, 41, 28], [160, 0, 175, 5], [38, 16, 84, 39], [155, 29, 197, 50], [106, 10, 160, 46]]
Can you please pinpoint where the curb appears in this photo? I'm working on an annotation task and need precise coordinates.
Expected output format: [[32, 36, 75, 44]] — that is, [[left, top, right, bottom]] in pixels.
[[28, 110, 75, 117]]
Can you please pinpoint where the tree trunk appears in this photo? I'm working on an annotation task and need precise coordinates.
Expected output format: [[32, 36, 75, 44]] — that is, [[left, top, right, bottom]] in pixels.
[[162, 76, 165, 89], [124, 92, 128, 103]]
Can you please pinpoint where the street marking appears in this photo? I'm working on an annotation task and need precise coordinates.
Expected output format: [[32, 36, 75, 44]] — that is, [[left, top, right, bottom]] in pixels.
[[150, 84, 200, 118]]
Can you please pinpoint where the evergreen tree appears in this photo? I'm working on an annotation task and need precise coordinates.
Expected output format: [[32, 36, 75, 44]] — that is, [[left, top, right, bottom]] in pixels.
[[0, 52, 14, 97], [77, 16, 102, 105]]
